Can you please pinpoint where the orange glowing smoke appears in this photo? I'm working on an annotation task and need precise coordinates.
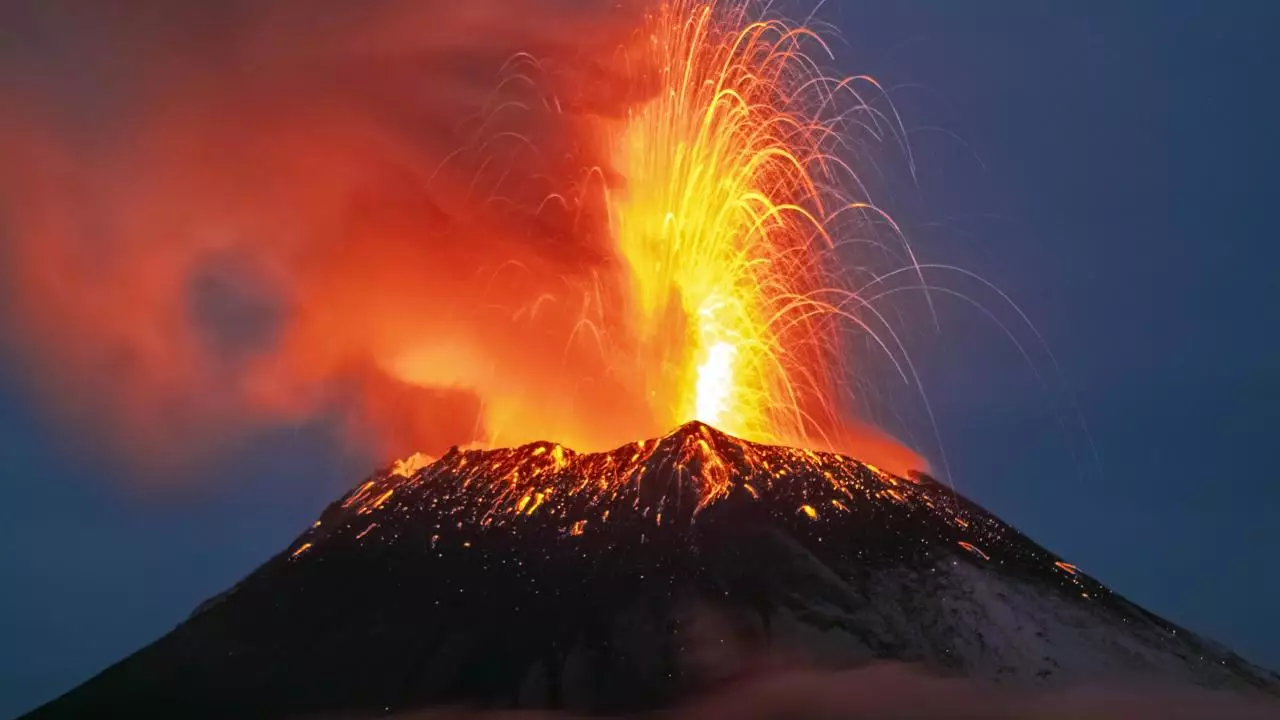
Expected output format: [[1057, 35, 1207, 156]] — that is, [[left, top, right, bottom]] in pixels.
[[0, 0, 927, 478]]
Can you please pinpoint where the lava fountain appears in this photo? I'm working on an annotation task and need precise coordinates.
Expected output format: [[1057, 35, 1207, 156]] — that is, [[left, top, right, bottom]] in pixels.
[[608, 0, 850, 446], [391, 0, 926, 466]]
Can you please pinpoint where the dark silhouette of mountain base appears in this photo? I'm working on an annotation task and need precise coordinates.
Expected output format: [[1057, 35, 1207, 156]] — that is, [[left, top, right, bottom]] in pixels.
[[25, 422, 1280, 718]]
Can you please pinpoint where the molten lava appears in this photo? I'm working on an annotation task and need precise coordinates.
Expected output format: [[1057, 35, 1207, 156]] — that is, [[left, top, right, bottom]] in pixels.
[[323, 421, 925, 540], [606, 0, 855, 451], [293, 419, 1095, 616]]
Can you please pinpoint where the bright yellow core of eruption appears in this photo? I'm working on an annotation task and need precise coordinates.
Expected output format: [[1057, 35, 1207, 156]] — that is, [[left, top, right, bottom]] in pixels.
[[695, 340, 737, 425], [610, 0, 839, 445]]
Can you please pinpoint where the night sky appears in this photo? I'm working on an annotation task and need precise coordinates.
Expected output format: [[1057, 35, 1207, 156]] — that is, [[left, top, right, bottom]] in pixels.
[[3, 2, 1279, 717]]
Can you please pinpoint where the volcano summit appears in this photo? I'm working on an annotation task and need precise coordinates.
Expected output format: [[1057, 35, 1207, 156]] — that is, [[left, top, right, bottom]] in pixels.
[[27, 422, 1279, 717]]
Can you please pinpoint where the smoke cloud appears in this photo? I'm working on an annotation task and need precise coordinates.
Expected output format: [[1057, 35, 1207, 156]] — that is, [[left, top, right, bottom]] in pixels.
[[0, 0, 926, 477], [1, 0, 642, 466]]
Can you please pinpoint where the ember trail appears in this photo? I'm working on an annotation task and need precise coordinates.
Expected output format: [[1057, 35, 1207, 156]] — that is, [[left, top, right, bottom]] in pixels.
[[605, 0, 852, 446], [600, 0, 910, 451]]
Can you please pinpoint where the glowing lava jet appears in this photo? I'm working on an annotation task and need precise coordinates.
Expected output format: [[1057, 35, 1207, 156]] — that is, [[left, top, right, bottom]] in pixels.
[[605, 0, 856, 447], [375, 0, 926, 470]]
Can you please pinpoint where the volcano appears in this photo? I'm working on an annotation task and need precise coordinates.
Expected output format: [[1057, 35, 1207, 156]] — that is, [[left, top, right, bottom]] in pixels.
[[27, 422, 1279, 717]]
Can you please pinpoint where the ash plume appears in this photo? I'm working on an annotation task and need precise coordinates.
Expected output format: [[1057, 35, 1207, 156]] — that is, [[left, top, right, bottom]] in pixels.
[[0, 0, 926, 477], [0, 0, 642, 468]]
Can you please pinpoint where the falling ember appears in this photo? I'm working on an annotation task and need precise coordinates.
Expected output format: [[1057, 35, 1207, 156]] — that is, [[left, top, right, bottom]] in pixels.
[[957, 541, 990, 561], [371, 489, 396, 510], [290, 543, 313, 560]]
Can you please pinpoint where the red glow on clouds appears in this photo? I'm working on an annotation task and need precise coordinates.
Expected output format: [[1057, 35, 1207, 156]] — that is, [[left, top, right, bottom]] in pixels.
[[0, 0, 927, 478]]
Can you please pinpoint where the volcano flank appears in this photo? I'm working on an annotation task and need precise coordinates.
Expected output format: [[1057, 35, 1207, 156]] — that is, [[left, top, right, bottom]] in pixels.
[[26, 422, 1280, 717]]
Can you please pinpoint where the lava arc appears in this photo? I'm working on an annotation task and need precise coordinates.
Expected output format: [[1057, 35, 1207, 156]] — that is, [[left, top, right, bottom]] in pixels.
[[601, 0, 896, 453]]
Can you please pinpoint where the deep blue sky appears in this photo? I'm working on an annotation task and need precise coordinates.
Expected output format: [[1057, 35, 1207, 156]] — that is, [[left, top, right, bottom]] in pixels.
[[3, 2, 1279, 717]]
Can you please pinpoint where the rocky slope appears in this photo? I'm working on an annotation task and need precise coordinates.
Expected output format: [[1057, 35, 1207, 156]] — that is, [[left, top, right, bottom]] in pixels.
[[26, 422, 1279, 717]]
